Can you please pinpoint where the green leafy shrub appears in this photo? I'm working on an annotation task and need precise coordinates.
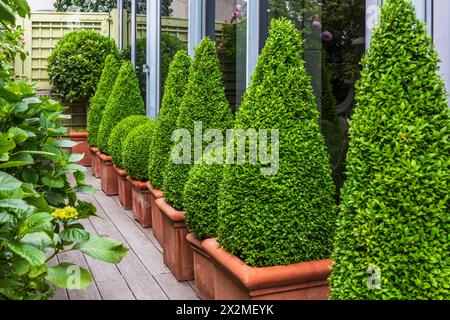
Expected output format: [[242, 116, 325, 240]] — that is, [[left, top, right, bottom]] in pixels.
[[123, 33, 186, 100], [109, 115, 149, 169], [148, 50, 191, 190], [0, 58, 127, 300], [48, 30, 120, 102], [329, 0, 450, 300], [218, 19, 336, 268], [97, 61, 146, 154], [162, 37, 233, 210], [184, 161, 224, 240], [122, 120, 155, 181], [87, 54, 122, 146]]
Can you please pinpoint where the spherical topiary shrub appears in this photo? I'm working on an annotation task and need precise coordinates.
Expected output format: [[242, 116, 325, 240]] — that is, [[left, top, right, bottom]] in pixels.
[[87, 54, 122, 146], [148, 50, 191, 190], [48, 30, 120, 102], [329, 0, 450, 300], [97, 61, 145, 154], [162, 37, 233, 210], [218, 19, 336, 268], [108, 115, 149, 169], [184, 161, 224, 240], [122, 120, 155, 181]]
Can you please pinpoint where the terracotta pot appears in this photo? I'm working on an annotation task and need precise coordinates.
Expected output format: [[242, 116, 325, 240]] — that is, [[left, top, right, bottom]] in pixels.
[[146, 183, 164, 244], [114, 165, 132, 210], [186, 233, 215, 300], [203, 238, 332, 300], [127, 177, 152, 228], [156, 198, 193, 281], [89, 147, 100, 177], [98, 153, 118, 196], [69, 131, 91, 167]]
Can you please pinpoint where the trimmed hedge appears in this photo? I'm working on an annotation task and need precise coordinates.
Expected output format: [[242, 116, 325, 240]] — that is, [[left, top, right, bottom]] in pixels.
[[163, 37, 233, 210], [87, 54, 121, 146], [48, 30, 120, 102], [108, 115, 149, 169], [184, 161, 224, 240], [329, 0, 450, 300], [217, 19, 336, 268], [97, 61, 145, 154], [148, 50, 191, 190], [122, 120, 155, 181]]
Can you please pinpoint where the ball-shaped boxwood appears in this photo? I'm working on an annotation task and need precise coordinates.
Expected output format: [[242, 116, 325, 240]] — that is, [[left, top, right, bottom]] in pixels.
[[217, 19, 337, 268], [148, 50, 191, 190], [97, 61, 146, 154], [162, 37, 233, 210], [108, 115, 149, 169], [329, 0, 450, 300], [122, 120, 155, 181], [48, 30, 120, 102], [184, 160, 224, 240], [87, 54, 122, 146]]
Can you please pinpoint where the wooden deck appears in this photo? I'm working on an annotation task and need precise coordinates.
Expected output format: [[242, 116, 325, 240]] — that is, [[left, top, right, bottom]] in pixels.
[[51, 169, 198, 300]]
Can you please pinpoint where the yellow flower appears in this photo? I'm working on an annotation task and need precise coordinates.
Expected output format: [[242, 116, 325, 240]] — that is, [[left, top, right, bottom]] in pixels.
[[52, 206, 79, 221]]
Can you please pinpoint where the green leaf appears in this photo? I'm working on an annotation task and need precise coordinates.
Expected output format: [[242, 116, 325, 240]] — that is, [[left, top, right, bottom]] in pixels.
[[80, 236, 128, 263], [73, 185, 97, 194], [8, 243, 45, 267], [41, 176, 65, 188], [0, 198, 34, 211], [60, 227, 90, 243], [0, 171, 22, 191], [46, 263, 92, 290], [12, 255, 30, 276], [0, 132, 16, 154], [68, 153, 84, 163], [23, 212, 54, 233], [0, 0, 16, 24], [53, 140, 78, 148], [8, 127, 29, 143]]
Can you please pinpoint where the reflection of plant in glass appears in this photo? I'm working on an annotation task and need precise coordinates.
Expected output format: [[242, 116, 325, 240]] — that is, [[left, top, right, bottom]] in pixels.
[[54, 0, 173, 15], [123, 33, 185, 101]]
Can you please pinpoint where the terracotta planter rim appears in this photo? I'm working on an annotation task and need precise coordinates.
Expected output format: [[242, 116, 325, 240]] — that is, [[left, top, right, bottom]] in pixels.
[[113, 165, 128, 177], [146, 182, 164, 198], [203, 238, 332, 292], [98, 153, 112, 162], [155, 197, 185, 223], [126, 176, 150, 191], [69, 131, 88, 139]]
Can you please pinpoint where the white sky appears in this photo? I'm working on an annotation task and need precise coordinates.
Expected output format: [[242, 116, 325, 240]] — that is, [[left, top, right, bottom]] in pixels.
[[28, 0, 55, 11]]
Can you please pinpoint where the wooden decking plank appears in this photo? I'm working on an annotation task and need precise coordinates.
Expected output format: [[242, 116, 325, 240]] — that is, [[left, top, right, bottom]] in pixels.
[[153, 273, 199, 300], [81, 193, 169, 300]]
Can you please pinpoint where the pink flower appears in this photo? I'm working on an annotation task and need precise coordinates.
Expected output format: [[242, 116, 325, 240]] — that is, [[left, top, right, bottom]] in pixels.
[[312, 20, 322, 30], [321, 30, 333, 42]]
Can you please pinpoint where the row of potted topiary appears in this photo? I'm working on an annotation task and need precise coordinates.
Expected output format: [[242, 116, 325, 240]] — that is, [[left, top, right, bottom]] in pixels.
[[84, 0, 449, 301]]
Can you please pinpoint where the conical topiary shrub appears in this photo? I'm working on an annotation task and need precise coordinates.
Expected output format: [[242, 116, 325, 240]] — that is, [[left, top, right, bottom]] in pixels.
[[108, 115, 149, 169], [122, 120, 155, 181], [217, 18, 336, 268], [87, 54, 121, 146], [97, 61, 145, 154], [162, 37, 233, 210], [329, 0, 450, 300], [148, 50, 191, 190]]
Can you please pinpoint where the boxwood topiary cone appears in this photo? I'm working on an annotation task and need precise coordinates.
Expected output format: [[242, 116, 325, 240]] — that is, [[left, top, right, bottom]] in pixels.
[[217, 18, 336, 268], [148, 50, 191, 190], [87, 54, 121, 146], [97, 61, 145, 154], [162, 37, 233, 210], [123, 120, 155, 181], [109, 115, 149, 169], [329, 0, 450, 300]]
